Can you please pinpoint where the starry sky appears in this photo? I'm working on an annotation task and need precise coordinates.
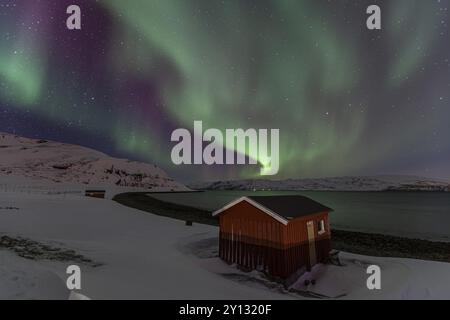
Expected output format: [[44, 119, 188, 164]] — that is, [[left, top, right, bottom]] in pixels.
[[0, 0, 449, 182]]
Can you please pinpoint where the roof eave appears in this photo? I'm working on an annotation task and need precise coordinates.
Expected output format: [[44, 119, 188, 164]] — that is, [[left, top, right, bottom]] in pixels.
[[212, 197, 289, 225]]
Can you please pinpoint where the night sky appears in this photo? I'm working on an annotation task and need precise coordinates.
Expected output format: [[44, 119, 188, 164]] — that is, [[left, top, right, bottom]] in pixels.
[[0, 0, 449, 182]]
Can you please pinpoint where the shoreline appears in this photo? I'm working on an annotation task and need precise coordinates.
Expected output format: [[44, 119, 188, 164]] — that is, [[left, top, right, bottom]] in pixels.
[[113, 192, 450, 264]]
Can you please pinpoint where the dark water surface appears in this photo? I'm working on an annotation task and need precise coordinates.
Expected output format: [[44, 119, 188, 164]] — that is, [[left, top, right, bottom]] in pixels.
[[151, 191, 450, 242]]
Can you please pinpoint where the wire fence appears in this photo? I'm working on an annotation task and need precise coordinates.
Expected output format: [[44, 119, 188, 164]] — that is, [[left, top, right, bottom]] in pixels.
[[0, 184, 83, 197]]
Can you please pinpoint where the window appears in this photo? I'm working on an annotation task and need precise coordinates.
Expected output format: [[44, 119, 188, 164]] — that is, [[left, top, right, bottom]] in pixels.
[[318, 220, 326, 234]]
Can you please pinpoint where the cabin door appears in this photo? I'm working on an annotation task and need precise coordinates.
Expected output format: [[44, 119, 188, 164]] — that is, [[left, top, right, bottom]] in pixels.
[[307, 221, 317, 267]]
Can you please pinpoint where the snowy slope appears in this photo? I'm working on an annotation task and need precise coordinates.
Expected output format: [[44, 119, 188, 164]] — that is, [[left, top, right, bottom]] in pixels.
[[0, 191, 449, 299], [0, 192, 290, 299], [0, 132, 186, 191], [191, 175, 450, 192], [0, 251, 69, 300]]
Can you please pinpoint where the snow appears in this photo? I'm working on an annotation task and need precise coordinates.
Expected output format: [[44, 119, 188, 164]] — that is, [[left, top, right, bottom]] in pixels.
[[0, 185, 449, 300], [292, 253, 450, 299], [0, 132, 187, 191], [0, 251, 69, 300], [191, 175, 450, 192]]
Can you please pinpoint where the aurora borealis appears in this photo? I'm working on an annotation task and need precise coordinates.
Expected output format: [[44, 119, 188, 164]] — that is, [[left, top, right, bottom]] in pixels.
[[0, 0, 449, 182]]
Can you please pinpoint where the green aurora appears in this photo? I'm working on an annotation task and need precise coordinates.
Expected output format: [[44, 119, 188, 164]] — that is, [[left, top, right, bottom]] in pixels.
[[0, 0, 448, 181]]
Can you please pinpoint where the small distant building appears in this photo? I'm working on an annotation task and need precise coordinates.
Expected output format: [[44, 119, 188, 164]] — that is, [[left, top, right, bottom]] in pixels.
[[85, 190, 106, 199], [213, 196, 333, 282]]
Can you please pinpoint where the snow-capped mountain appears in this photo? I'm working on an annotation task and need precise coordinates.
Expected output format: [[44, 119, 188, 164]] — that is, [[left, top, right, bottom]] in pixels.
[[0, 132, 186, 191], [190, 175, 450, 192]]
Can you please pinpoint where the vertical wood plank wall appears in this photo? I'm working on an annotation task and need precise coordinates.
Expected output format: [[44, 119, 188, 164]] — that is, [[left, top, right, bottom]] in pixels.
[[219, 201, 331, 279]]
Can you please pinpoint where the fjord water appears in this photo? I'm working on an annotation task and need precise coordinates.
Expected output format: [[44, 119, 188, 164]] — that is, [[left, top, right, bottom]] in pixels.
[[151, 191, 450, 242]]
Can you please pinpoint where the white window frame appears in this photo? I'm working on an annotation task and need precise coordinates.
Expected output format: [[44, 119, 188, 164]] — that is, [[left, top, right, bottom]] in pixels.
[[318, 219, 326, 235]]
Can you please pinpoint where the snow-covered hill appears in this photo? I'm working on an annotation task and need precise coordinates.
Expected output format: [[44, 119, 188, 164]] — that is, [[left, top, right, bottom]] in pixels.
[[191, 175, 450, 192], [0, 132, 186, 191]]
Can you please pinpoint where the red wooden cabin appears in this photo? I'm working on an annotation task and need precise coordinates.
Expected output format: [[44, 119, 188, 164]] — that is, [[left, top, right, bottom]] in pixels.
[[213, 196, 333, 281]]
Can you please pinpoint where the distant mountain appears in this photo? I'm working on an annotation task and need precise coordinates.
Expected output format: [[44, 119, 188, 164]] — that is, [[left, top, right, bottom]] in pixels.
[[0, 132, 187, 191], [190, 175, 450, 192]]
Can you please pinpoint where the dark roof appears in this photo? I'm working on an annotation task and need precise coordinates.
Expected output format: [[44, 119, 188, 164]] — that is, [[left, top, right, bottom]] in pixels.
[[247, 195, 333, 219]]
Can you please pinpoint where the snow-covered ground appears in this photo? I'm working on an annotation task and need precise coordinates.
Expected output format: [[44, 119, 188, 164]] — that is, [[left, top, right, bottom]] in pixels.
[[0, 251, 69, 300], [1, 187, 449, 300], [0, 190, 287, 299], [292, 253, 450, 299]]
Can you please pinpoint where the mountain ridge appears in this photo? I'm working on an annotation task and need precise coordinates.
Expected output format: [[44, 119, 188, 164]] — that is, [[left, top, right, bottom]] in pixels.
[[190, 175, 450, 192], [0, 132, 186, 191]]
